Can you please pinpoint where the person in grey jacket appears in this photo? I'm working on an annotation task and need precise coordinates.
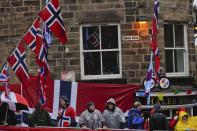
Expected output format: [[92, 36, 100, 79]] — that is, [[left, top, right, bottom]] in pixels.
[[79, 102, 105, 130], [103, 98, 126, 129]]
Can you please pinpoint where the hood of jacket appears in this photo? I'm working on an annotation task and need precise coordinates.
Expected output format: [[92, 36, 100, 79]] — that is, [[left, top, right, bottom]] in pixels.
[[178, 111, 189, 122], [106, 98, 116, 105], [106, 98, 116, 111]]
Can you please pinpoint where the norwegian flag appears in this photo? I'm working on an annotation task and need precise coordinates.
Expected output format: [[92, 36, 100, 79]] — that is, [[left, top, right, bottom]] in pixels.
[[0, 62, 10, 98], [151, 0, 160, 77], [39, 0, 67, 44], [59, 115, 71, 127], [0, 62, 9, 83], [23, 17, 42, 56], [36, 28, 50, 105], [86, 27, 100, 49], [38, 67, 47, 105], [7, 41, 30, 89]]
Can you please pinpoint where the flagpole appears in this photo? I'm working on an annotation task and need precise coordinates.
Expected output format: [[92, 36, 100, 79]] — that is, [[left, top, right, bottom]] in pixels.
[[40, 0, 42, 11]]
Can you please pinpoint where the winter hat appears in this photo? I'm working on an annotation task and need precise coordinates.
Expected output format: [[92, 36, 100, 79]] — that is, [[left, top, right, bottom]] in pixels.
[[87, 101, 95, 108], [178, 106, 187, 112], [176, 106, 187, 115], [154, 103, 161, 112]]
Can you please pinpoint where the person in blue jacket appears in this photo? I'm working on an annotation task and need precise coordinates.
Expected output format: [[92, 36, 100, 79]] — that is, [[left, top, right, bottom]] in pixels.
[[127, 101, 144, 129]]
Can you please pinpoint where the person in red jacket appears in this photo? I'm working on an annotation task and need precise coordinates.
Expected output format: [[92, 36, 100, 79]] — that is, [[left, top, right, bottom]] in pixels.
[[169, 107, 187, 130], [57, 96, 76, 127]]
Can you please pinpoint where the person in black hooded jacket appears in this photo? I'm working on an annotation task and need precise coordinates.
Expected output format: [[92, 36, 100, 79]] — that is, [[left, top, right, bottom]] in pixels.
[[149, 103, 169, 131], [0, 102, 17, 126]]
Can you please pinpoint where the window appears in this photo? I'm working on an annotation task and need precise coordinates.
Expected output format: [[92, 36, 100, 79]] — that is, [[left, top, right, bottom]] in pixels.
[[80, 24, 122, 80], [164, 24, 188, 76]]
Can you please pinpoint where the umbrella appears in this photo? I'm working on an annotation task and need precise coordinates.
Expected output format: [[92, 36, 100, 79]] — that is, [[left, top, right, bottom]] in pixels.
[[0, 91, 29, 111]]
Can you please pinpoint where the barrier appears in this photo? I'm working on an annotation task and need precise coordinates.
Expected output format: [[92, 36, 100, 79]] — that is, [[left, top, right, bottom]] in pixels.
[[0, 126, 144, 131]]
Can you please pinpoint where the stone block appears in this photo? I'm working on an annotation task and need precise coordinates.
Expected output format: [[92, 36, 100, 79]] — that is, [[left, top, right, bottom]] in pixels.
[[15, 7, 29, 12], [76, 0, 90, 4], [113, 3, 124, 8], [124, 63, 140, 70], [91, 0, 104, 3], [48, 59, 56, 66], [144, 54, 151, 62], [69, 26, 79, 32], [52, 53, 63, 59], [76, 10, 124, 24], [63, 0, 76, 4], [68, 45, 80, 52], [68, 32, 79, 39], [128, 77, 142, 84], [132, 55, 143, 62], [122, 71, 135, 77], [130, 42, 142, 48], [70, 58, 80, 65], [125, 2, 136, 9], [11, 1, 23, 7], [64, 52, 80, 58], [0, 18, 3, 25], [0, 2, 10, 7], [136, 70, 146, 77], [137, 48, 148, 55], [58, 46, 65, 52], [140, 62, 149, 69], [67, 39, 79, 45], [62, 12, 74, 18], [95, 3, 114, 10], [122, 49, 136, 55], [57, 58, 69, 65], [0, 8, 5, 13], [24, 0, 40, 6]]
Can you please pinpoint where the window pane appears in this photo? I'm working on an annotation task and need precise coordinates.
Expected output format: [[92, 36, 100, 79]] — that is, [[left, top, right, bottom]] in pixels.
[[82, 26, 100, 50], [101, 26, 118, 49], [102, 51, 120, 74], [174, 50, 184, 72], [165, 50, 174, 72], [175, 25, 184, 47], [84, 52, 101, 75], [164, 24, 174, 47]]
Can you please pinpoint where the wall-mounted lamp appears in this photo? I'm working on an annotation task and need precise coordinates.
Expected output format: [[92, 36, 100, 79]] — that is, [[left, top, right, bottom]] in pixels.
[[136, 16, 148, 24]]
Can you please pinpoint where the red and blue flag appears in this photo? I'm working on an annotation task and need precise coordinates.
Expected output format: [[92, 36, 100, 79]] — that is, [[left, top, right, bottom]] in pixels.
[[7, 41, 30, 89], [39, 0, 67, 44]]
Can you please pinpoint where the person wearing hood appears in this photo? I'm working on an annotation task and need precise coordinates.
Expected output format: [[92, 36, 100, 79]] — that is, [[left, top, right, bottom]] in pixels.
[[149, 103, 169, 131], [79, 102, 105, 130], [175, 111, 195, 131], [29, 102, 52, 127], [169, 107, 187, 130], [57, 96, 76, 127], [103, 98, 126, 129], [127, 101, 144, 129]]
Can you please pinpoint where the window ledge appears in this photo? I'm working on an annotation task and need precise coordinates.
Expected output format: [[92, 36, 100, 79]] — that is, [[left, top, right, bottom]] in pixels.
[[166, 73, 189, 78], [81, 74, 122, 80]]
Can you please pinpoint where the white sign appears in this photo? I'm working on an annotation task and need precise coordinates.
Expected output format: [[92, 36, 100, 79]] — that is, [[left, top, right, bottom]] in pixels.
[[122, 35, 140, 41]]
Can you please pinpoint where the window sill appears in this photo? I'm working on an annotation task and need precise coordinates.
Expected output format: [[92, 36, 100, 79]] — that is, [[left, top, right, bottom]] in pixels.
[[81, 74, 122, 81], [79, 78, 127, 84], [166, 73, 189, 78]]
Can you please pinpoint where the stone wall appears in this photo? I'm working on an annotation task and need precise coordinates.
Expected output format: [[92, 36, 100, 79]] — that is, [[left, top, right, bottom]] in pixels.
[[0, 0, 196, 84]]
